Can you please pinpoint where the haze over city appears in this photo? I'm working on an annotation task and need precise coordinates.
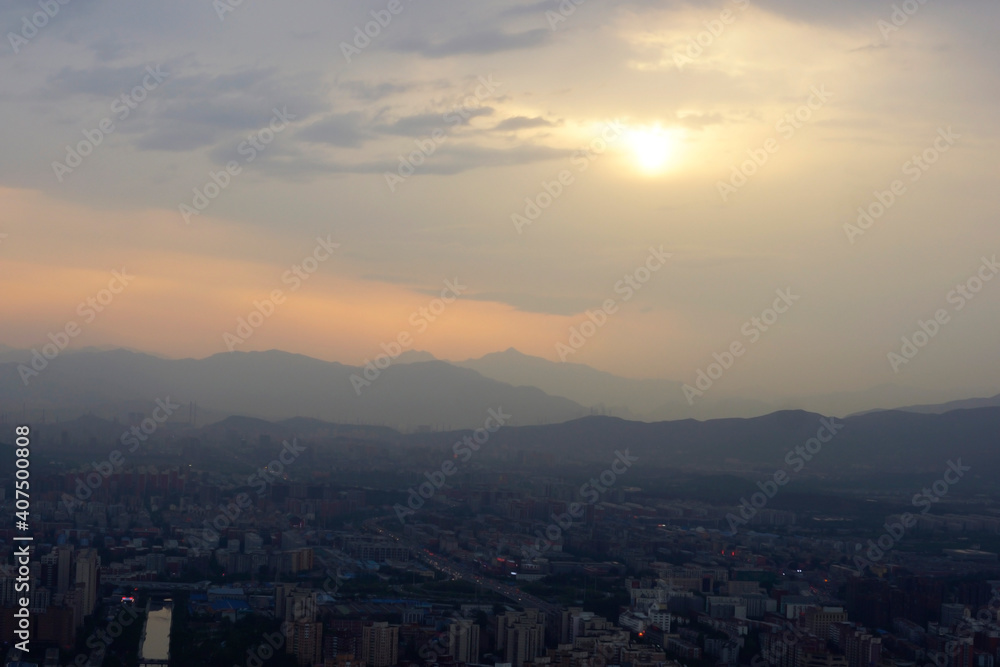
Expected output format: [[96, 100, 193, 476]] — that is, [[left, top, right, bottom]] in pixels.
[[4, 3, 1000, 667]]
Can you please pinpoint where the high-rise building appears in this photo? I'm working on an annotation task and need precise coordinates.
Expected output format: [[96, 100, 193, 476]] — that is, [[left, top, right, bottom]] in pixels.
[[0, 575, 15, 607], [276, 585, 317, 626], [800, 652, 849, 667], [846, 579, 890, 631], [62, 585, 86, 630], [947, 636, 975, 667], [805, 607, 849, 640], [449, 619, 481, 664], [74, 549, 99, 618], [287, 620, 323, 666], [362, 621, 399, 667], [843, 628, 882, 667], [36, 604, 76, 650], [288, 589, 318, 625], [56, 546, 73, 595], [41, 551, 59, 590], [648, 607, 671, 631], [940, 603, 969, 629], [497, 610, 545, 667]]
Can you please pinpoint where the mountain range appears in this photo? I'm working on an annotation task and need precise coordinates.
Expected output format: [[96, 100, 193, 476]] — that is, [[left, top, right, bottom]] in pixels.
[[14, 405, 1000, 481], [0, 346, 996, 429]]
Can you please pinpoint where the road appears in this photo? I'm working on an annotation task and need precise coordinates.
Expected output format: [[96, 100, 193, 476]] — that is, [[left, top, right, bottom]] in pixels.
[[364, 518, 562, 617]]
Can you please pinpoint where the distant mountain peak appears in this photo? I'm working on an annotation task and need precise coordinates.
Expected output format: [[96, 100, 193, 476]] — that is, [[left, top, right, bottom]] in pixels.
[[0, 346, 585, 430], [394, 350, 437, 364], [476, 347, 539, 362]]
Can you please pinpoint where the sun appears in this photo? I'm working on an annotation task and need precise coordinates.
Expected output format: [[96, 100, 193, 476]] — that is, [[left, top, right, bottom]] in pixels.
[[626, 125, 680, 174]]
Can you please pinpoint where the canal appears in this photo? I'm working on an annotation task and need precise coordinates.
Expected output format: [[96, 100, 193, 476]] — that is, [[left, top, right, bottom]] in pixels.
[[139, 598, 172, 664]]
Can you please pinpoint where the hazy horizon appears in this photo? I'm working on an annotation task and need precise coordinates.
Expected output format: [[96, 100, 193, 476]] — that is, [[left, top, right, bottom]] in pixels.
[[3, 342, 997, 422]]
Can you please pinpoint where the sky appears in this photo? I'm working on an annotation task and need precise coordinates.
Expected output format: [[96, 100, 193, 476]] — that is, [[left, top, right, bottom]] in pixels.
[[1, 0, 998, 407]]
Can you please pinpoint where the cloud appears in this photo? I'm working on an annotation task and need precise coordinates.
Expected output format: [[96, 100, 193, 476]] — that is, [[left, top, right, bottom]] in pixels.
[[135, 67, 327, 153], [88, 36, 134, 62], [338, 80, 415, 102], [498, 1, 556, 19], [297, 112, 371, 148], [677, 112, 725, 129], [374, 108, 495, 137], [380, 143, 570, 175], [746, 0, 882, 26], [43, 62, 329, 156], [361, 274, 422, 286], [227, 142, 571, 181], [47, 63, 164, 98], [137, 125, 226, 152], [462, 290, 598, 316], [392, 27, 551, 57], [494, 115, 558, 131]]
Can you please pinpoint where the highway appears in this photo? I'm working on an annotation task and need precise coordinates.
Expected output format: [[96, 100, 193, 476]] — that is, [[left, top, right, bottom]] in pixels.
[[364, 518, 562, 617]]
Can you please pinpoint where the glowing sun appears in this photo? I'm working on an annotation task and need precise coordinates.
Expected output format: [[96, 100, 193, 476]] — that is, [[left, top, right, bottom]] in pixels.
[[626, 125, 680, 174]]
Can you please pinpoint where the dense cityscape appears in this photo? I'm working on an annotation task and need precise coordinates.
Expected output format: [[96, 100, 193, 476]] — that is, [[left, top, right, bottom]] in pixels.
[[3, 1, 999, 666], [2, 409, 998, 667]]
